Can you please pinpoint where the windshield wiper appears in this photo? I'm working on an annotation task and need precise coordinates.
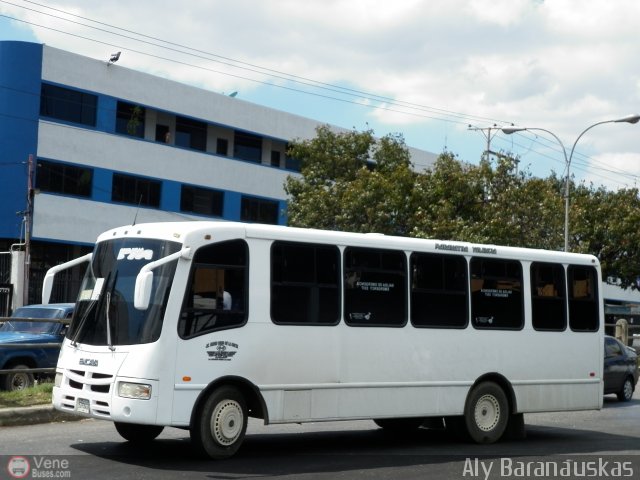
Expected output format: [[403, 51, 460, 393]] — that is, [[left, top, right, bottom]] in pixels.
[[106, 291, 115, 352]]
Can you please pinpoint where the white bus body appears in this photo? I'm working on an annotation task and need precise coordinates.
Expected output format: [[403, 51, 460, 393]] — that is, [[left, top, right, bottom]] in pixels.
[[48, 222, 604, 459]]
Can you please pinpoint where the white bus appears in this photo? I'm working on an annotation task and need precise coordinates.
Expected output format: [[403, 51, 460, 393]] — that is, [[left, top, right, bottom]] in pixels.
[[45, 221, 604, 459]]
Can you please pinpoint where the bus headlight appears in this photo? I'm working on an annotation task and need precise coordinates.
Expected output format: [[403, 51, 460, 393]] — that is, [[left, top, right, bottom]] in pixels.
[[118, 382, 152, 400], [54, 373, 63, 387]]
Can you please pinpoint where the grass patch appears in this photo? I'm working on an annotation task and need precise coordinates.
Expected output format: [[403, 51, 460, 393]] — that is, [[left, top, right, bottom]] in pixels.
[[0, 382, 53, 408]]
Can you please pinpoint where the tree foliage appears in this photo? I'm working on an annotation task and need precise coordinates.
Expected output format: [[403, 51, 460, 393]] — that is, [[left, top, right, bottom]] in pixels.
[[285, 126, 640, 288], [285, 126, 417, 235]]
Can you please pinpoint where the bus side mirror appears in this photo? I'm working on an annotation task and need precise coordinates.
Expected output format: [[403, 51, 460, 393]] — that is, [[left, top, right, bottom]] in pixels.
[[42, 272, 55, 305], [133, 248, 188, 310], [42, 253, 92, 305], [134, 271, 154, 310]]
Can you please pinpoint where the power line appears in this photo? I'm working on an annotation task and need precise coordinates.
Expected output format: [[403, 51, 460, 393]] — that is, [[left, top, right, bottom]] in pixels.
[[2, 2, 639, 187], [0, 1, 510, 126]]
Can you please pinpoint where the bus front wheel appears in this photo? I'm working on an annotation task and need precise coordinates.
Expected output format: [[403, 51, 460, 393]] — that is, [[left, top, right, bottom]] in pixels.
[[464, 381, 508, 444], [191, 386, 248, 459]]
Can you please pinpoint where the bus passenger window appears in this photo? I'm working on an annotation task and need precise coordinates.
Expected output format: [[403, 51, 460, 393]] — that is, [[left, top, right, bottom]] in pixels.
[[410, 253, 468, 328], [178, 240, 248, 338], [271, 241, 340, 325], [568, 265, 599, 332], [530, 262, 566, 331], [470, 258, 523, 330], [344, 247, 407, 327]]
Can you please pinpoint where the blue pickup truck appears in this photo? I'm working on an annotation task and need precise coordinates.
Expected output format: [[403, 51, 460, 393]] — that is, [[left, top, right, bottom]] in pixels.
[[0, 303, 74, 391]]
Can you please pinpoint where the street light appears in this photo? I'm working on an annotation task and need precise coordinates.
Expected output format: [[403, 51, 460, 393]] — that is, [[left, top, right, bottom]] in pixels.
[[502, 114, 640, 252]]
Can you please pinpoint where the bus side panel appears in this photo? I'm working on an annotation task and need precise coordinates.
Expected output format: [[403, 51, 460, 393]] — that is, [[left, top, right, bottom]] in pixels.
[[261, 385, 469, 423]]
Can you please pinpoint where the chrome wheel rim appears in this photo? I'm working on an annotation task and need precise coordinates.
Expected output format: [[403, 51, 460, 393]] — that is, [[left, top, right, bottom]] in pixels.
[[210, 399, 243, 446], [474, 394, 500, 432]]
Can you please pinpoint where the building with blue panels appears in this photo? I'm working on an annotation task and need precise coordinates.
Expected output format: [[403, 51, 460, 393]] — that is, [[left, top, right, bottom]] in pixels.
[[0, 41, 437, 306]]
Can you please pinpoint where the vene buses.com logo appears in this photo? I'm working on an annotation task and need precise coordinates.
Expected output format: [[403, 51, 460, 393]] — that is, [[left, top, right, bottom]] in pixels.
[[7, 456, 30, 478]]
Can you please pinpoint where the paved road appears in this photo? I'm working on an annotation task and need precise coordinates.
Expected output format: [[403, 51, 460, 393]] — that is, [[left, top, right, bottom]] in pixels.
[[1, 393, 639, 479]]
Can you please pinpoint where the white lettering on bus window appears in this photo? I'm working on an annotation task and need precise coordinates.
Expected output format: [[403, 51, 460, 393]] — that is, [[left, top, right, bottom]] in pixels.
[[117, 248, 154, 261]]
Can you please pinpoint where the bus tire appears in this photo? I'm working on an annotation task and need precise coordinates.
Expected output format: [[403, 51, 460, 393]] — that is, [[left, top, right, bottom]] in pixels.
[[2, 364, 35, 391], [374, 418, 424, 430], [464, 381, 509, 444], [191, 386, 248, 459], [617, 376, 635, 402], [114, 422, 164, 442]]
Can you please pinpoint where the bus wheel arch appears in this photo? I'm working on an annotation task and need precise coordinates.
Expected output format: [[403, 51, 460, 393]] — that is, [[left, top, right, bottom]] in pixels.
[[463, 374, 516, 444]]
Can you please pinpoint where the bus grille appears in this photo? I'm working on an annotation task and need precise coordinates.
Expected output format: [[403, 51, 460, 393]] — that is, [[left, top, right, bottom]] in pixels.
[[58, 369, 113, 418]]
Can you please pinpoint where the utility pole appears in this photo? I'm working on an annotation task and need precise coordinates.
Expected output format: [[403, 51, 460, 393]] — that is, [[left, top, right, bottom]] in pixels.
[[468, 124, 499, 161], [24, 154, 34, 305]]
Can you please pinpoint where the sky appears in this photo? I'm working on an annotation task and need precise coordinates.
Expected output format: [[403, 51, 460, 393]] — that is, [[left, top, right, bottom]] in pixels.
[[1, 0, 640, 188]]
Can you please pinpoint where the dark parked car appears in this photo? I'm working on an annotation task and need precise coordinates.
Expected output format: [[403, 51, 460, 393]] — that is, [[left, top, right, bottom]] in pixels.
[[0, 303, 74, 391], [604, 335, 639, 402]]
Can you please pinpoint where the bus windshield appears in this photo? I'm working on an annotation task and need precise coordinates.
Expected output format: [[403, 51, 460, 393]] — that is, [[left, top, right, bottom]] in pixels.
[[67, 238, 180, 346]]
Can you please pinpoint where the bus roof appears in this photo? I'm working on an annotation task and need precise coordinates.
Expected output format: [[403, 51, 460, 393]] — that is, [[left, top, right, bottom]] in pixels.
[[97, 221, 600, 266]]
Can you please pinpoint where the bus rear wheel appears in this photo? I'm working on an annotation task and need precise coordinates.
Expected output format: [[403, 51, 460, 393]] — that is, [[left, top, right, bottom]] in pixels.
[[464, 381, 508, 444], [114, 422, 164, 442], [191, 386, 248, 459]]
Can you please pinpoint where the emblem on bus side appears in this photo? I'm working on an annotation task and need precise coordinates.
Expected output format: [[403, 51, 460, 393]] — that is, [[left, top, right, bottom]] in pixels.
[[206, 341, 238, 361]]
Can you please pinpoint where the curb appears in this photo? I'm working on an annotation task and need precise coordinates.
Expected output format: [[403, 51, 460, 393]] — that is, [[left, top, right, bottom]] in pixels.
[[0, 405, 83, 427]]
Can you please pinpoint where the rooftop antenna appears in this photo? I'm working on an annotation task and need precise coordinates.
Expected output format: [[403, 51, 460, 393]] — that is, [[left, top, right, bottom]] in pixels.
[[132, 194, 143, 226]]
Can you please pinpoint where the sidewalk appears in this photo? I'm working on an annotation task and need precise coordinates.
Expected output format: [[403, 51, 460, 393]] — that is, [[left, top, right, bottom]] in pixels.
[[0, 404, 82, 427]]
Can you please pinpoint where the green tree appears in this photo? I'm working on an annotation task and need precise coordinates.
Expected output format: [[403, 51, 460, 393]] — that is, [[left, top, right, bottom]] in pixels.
[[412, 153, 564, 249], [285, 127, 640, 289], [571, 183, 640, 289], [285, 126, 417, 235], [410, 152, 486, 241]]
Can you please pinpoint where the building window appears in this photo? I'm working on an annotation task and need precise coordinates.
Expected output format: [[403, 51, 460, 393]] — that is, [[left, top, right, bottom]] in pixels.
[[470, 258, 523, 329], [216, 138, 229, 156], [531, 262, 566, 331], [36, 160, 93, 197], [156, 125, 170, 143], [175, 116, 206, 151], [181, 185, 224, 217], [179, 240, 248, 338], [240, 196, 279, 224], [112, 173, 161, 207], [344, 247, 407, 327], [115, 101, 145, 138], [40, 83, 97, 126], [411, 253, 468, 328], [234, 131, 262, 163], [271, 242, 340, 325], [271, 150, 281, 167], [568, 265, 599, 332]]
